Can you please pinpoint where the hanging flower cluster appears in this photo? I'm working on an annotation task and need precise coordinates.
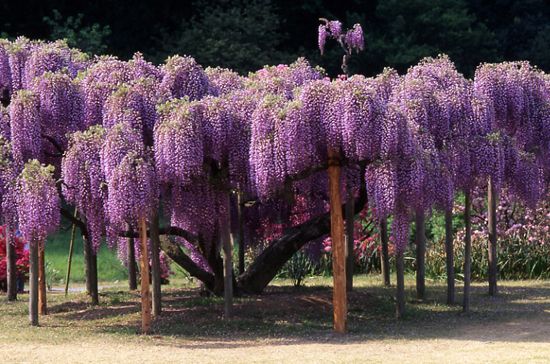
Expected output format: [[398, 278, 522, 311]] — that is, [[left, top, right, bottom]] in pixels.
[[16, 160, 60, 243], [318, 19, 364, 55]]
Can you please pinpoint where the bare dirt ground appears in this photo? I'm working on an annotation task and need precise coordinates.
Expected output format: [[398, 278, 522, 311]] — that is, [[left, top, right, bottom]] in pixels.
[[2, 277, 550, 363]]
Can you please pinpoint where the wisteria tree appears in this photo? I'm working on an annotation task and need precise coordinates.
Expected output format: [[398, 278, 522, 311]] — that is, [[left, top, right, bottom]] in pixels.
[[0, 35, 548, 333], [16, 160, 59, 326]]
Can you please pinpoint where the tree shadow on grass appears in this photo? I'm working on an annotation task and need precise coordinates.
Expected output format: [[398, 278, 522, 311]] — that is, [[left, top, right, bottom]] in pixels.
[[49, 280, 550, 346]]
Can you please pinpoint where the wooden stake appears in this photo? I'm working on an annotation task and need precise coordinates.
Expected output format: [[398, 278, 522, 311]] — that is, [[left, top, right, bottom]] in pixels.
[[29, 239, 39, 326], [38, 241, 47, 315], [149, 212, 162, 317], [328, 148, 346, 333], [6, 226, 17, 301], [221, 194, 234, 319], [128, 227, 138, 291], [345, 188, 354, 292], [395, 250, 405, 319], [64, 208, 78, 296], [139, 216, 152, 334], [463, 190, 472, 312], [487, 177, 498, 296], [237, 192, 245, 275], [415, 210, 426, 300], [380, 218, 390, 287], [444, 208, 455, 305], [83, 235, 99, 305]]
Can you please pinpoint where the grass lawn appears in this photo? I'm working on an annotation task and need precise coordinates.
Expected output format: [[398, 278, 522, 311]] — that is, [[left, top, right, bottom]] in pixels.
[[2, 276, 550, 363], [45, 227, 128, 284], [44, 226, 212, 286]]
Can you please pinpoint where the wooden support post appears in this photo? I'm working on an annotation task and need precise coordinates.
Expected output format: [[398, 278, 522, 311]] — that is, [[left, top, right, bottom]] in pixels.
[[345, 188, 354, 292], [395, 250, 405, 319], [6, 227, 17, 301], [328, 148, 346, 333], [487, 177, 498, 296], [380, 218, 390, 287], [83, 235, 99, 305], [415, 210, 426, 300], [221, 194, 234, 319], [139, 216, 152, 334], [38, 241, 47, 315], [128, 228, 138, 291], [463, 190, 472, 312], [445, 208, 455, 305], [64, 208, 78, 296], [149, 212, 162, 317], [29, 239, 39, 326], [237, 193, 245, 275]]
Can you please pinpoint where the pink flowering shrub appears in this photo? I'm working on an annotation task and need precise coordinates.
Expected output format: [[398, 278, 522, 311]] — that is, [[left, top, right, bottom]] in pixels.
[[0, 226, 29, 291]]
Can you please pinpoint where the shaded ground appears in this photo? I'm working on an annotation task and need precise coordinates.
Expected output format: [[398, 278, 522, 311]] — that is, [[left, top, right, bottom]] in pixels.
[[2, 276, 550, 363]]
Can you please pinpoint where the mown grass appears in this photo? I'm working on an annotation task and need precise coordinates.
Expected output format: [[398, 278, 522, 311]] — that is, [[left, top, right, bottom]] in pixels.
[[45, 228, 128, 284], [44, 225, 209, 286], [2, 276, 550, 363], [2, 275, 550, 339]]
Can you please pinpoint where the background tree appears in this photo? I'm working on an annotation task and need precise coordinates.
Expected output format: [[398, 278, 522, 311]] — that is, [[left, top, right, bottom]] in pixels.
[[155, 0, 290, 73], [43, 10, 111, 55], [0, 1, 548, 75]]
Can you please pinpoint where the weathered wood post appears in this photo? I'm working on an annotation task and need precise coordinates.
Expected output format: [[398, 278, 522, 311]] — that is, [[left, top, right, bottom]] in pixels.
[[445, 208, 455, 305], [463, 190, 472, 312], [64, 208, 78, 296], [345, 188, 355, 292], [83, 234, 99, 305], [221, 194, 233, 319], [395, 250, 405, 319], [380, 218, 390, 287], [415, 210, 426, 300], [6, 227, 17, 301], [29, 239, 39, 326], [149, 212, 162, 317], [38, 241, 47, 315], [127, 227, 138, 291], [328, 148, 347, 333], [487, 177, 498, 296], [139, 216, 152, 334]]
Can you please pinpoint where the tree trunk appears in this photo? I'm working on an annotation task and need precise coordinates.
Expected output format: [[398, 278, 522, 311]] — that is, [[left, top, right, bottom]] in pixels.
[[235, 180, 366, 294], [29, 240, 39, 326], [463, 190, 472, 312], [158, 174, 367, 297], [160, 237, 217, 291], [38, 242, 47, 315], [83, 235, 99, 305], [395, 250, 405, 319], [380, 218, 390, 287], [149, 212, 162, 317], [128, 231, 138, 291], [64, 209, 78, 296], [220, 195, 233, 319], [237, 193, 245, 275], [345, 189, 355, 292], [415, 210, 426, 300], [487, 177, 498, 296], [139, 216, 152, 334], [328, 148, 346, 333], [6, 227, 17, 301], [445, 208, 455, 305]]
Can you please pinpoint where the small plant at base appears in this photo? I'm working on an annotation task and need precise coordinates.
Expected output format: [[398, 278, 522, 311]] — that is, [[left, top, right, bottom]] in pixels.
[[279, 250, 314, 287]]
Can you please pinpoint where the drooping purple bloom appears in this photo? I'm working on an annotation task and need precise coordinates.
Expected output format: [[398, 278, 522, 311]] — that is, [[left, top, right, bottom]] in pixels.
[[318, 25, 328, 55], [16, 160, 60, 243], [154, 99, 204, 186], [159, 55, 210, 101], [62, 125, 107, 252], [9, 90, 42, 168]]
